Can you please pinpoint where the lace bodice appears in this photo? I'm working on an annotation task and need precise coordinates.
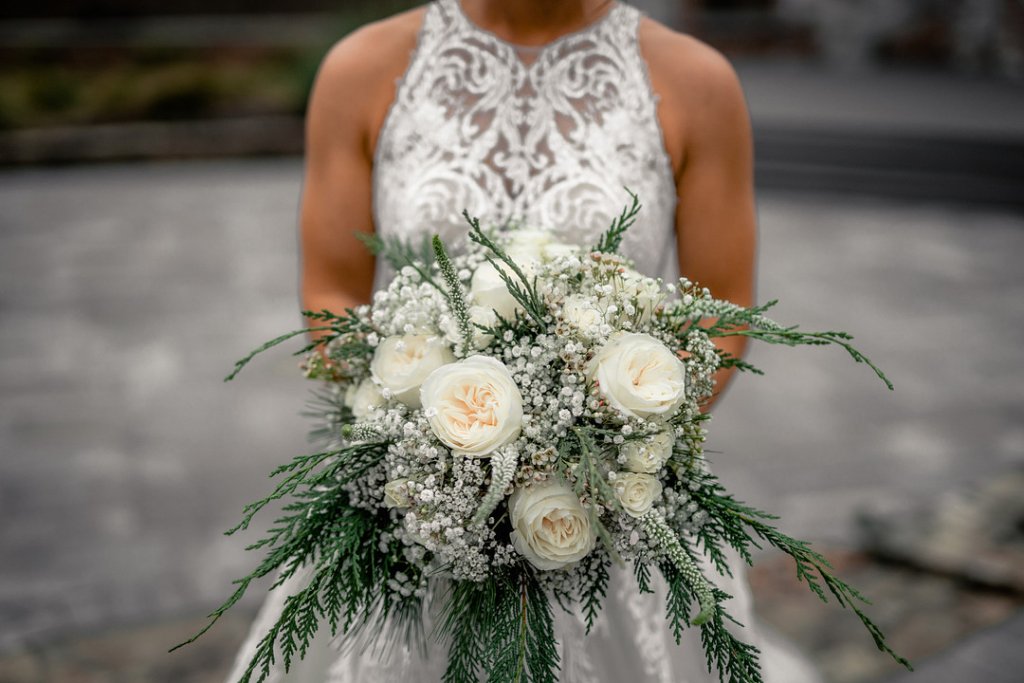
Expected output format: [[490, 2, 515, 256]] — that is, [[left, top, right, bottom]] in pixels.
[[226, 5, 824, 681], [372, 0, 678, 289]]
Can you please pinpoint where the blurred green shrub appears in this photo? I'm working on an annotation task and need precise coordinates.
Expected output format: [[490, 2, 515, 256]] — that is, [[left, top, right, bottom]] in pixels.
[[0, 0, 417, 130]]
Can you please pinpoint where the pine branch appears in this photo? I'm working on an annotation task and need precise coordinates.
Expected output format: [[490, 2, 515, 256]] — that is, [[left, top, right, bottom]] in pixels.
[[439, 567, 560, 683], [578, 550, 611, 634], [225, 326, 337, 381], [698, 299, 893, 390], [569, 427, 623, 565], [593, 188, 641, 254], [691, 476, 912, 671], [633, 557, 654, 594], [170, 442, 388, 653], [228, 440, 386, 536], [464, 211, 547, 325], [356, 231, 442, 292], [438, 579, 492, 683], [698, 590, 764, 683]]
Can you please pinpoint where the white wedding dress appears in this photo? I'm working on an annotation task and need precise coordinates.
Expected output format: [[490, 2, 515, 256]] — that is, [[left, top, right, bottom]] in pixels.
[[226, 2, 820, 681]]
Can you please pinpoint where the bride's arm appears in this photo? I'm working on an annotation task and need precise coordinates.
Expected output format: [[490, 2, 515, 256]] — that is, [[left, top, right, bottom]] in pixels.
[[298, 12, 423, 339], [646, 29, 757, 408], [677, 50, 756, 408]]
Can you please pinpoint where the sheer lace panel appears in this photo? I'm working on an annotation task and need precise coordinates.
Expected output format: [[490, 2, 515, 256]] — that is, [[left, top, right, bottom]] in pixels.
[[372, 0, 678, 290]]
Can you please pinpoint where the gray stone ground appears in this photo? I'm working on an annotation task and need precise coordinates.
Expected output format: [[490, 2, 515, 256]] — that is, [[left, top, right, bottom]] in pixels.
[[1, 159, 1023, 680]]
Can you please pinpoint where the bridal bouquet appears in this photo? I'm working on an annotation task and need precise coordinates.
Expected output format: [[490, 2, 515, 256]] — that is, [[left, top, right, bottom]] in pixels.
[[174, 194, 909, 682]]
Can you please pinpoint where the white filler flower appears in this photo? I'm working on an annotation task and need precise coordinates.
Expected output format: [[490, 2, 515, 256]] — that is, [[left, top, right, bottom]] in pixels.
[[620, 428, 674, 474], [509, 481, 595, 570], [613, 472, 663, 518], [420, 355, 523, 457], [370, 335, 455, 409], [588, 332, 687, 419]]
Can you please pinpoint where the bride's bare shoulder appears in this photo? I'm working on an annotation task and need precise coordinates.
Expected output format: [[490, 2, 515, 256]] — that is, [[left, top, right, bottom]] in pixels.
[[306, 7, 428, 141], [637, 18, 750, 167]]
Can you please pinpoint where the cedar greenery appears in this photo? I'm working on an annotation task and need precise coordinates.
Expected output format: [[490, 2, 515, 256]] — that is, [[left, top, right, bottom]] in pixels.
[[173, 195, 910, 682]]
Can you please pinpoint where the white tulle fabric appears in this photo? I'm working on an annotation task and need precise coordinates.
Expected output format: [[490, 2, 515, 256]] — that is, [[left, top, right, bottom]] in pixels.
[[226, 2, 820, 681]]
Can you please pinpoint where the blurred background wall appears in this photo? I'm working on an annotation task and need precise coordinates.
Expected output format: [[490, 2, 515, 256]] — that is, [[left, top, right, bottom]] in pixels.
[[1, 2, 1022, 683]]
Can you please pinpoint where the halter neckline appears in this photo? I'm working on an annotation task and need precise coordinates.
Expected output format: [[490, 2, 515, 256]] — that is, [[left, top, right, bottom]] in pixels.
[[447, 0, 621, 56]]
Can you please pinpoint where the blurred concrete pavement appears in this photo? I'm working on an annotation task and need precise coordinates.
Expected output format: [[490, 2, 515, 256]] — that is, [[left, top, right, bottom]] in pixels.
[[1, 59, 1023, 682]]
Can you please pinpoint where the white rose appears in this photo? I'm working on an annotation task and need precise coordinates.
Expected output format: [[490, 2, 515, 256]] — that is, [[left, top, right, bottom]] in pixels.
[[442, 305, 499, 350], [621, 428, 675, 474], [370, 335, 455, 408], [588, 332, 687, 419], [560, 295, 605, 337], [344, 379, 385, 420], [613, 472, 663, 518], [470, 261, 522, 321], [420, 355, 523, 457], [383, 479, 413, 508], [509, 481, 595, 570], [542, 241, 579, 260], [618, 269, 663, 322], [505, 228, 552, 260]]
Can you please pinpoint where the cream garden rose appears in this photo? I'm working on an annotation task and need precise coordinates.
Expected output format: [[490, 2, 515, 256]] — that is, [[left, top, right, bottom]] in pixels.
[[370, 335, 455, 408], [588, 332, 687, 419], [613, 472, 662, 518], [470, 261, 523, 321], [541, 241, 578, 260], [509, 481, 595, 570], [620, 427, 675, 473], [420, 355, 523, 457], [560, 295, 606, 337], [505, 228, 552, 261]]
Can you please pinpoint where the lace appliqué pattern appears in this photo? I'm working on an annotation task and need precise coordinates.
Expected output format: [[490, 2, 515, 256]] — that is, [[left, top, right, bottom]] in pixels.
[[223, 2, 814, 681], [372, 0, 678, 290]]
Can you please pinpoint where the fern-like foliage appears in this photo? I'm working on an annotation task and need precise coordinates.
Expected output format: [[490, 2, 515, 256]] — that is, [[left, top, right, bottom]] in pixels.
[[224, 307, 375, 382], [357, 231, 439, 290], [699, 298, 893, 390], [464, 211, 548, 325], [592, 188, 641, 254], [577, 550, 611, 634], [690, 473, 912, 671], [169, 440, 428, 683], [437, 566, 560, 683]]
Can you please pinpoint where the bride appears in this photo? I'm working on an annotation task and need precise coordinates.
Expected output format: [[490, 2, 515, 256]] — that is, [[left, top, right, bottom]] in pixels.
[[227, 1, 820, 681]]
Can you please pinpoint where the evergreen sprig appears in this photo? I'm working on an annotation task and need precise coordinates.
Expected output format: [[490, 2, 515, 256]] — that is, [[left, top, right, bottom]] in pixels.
[[660, 561, 764, 683], [698, 591, 765, 683], [438, 566, 560, 683], [464, 211, 547, 325], [700, 298, 893, 390], [690, 474, 912, 671], [224, 307, 375, 382], [577, 549, 611, 634], [357, 231, 440, 291], [568, 427, 622, 563], [170, 441, 391, 666], [593, 188, 641, 253]]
